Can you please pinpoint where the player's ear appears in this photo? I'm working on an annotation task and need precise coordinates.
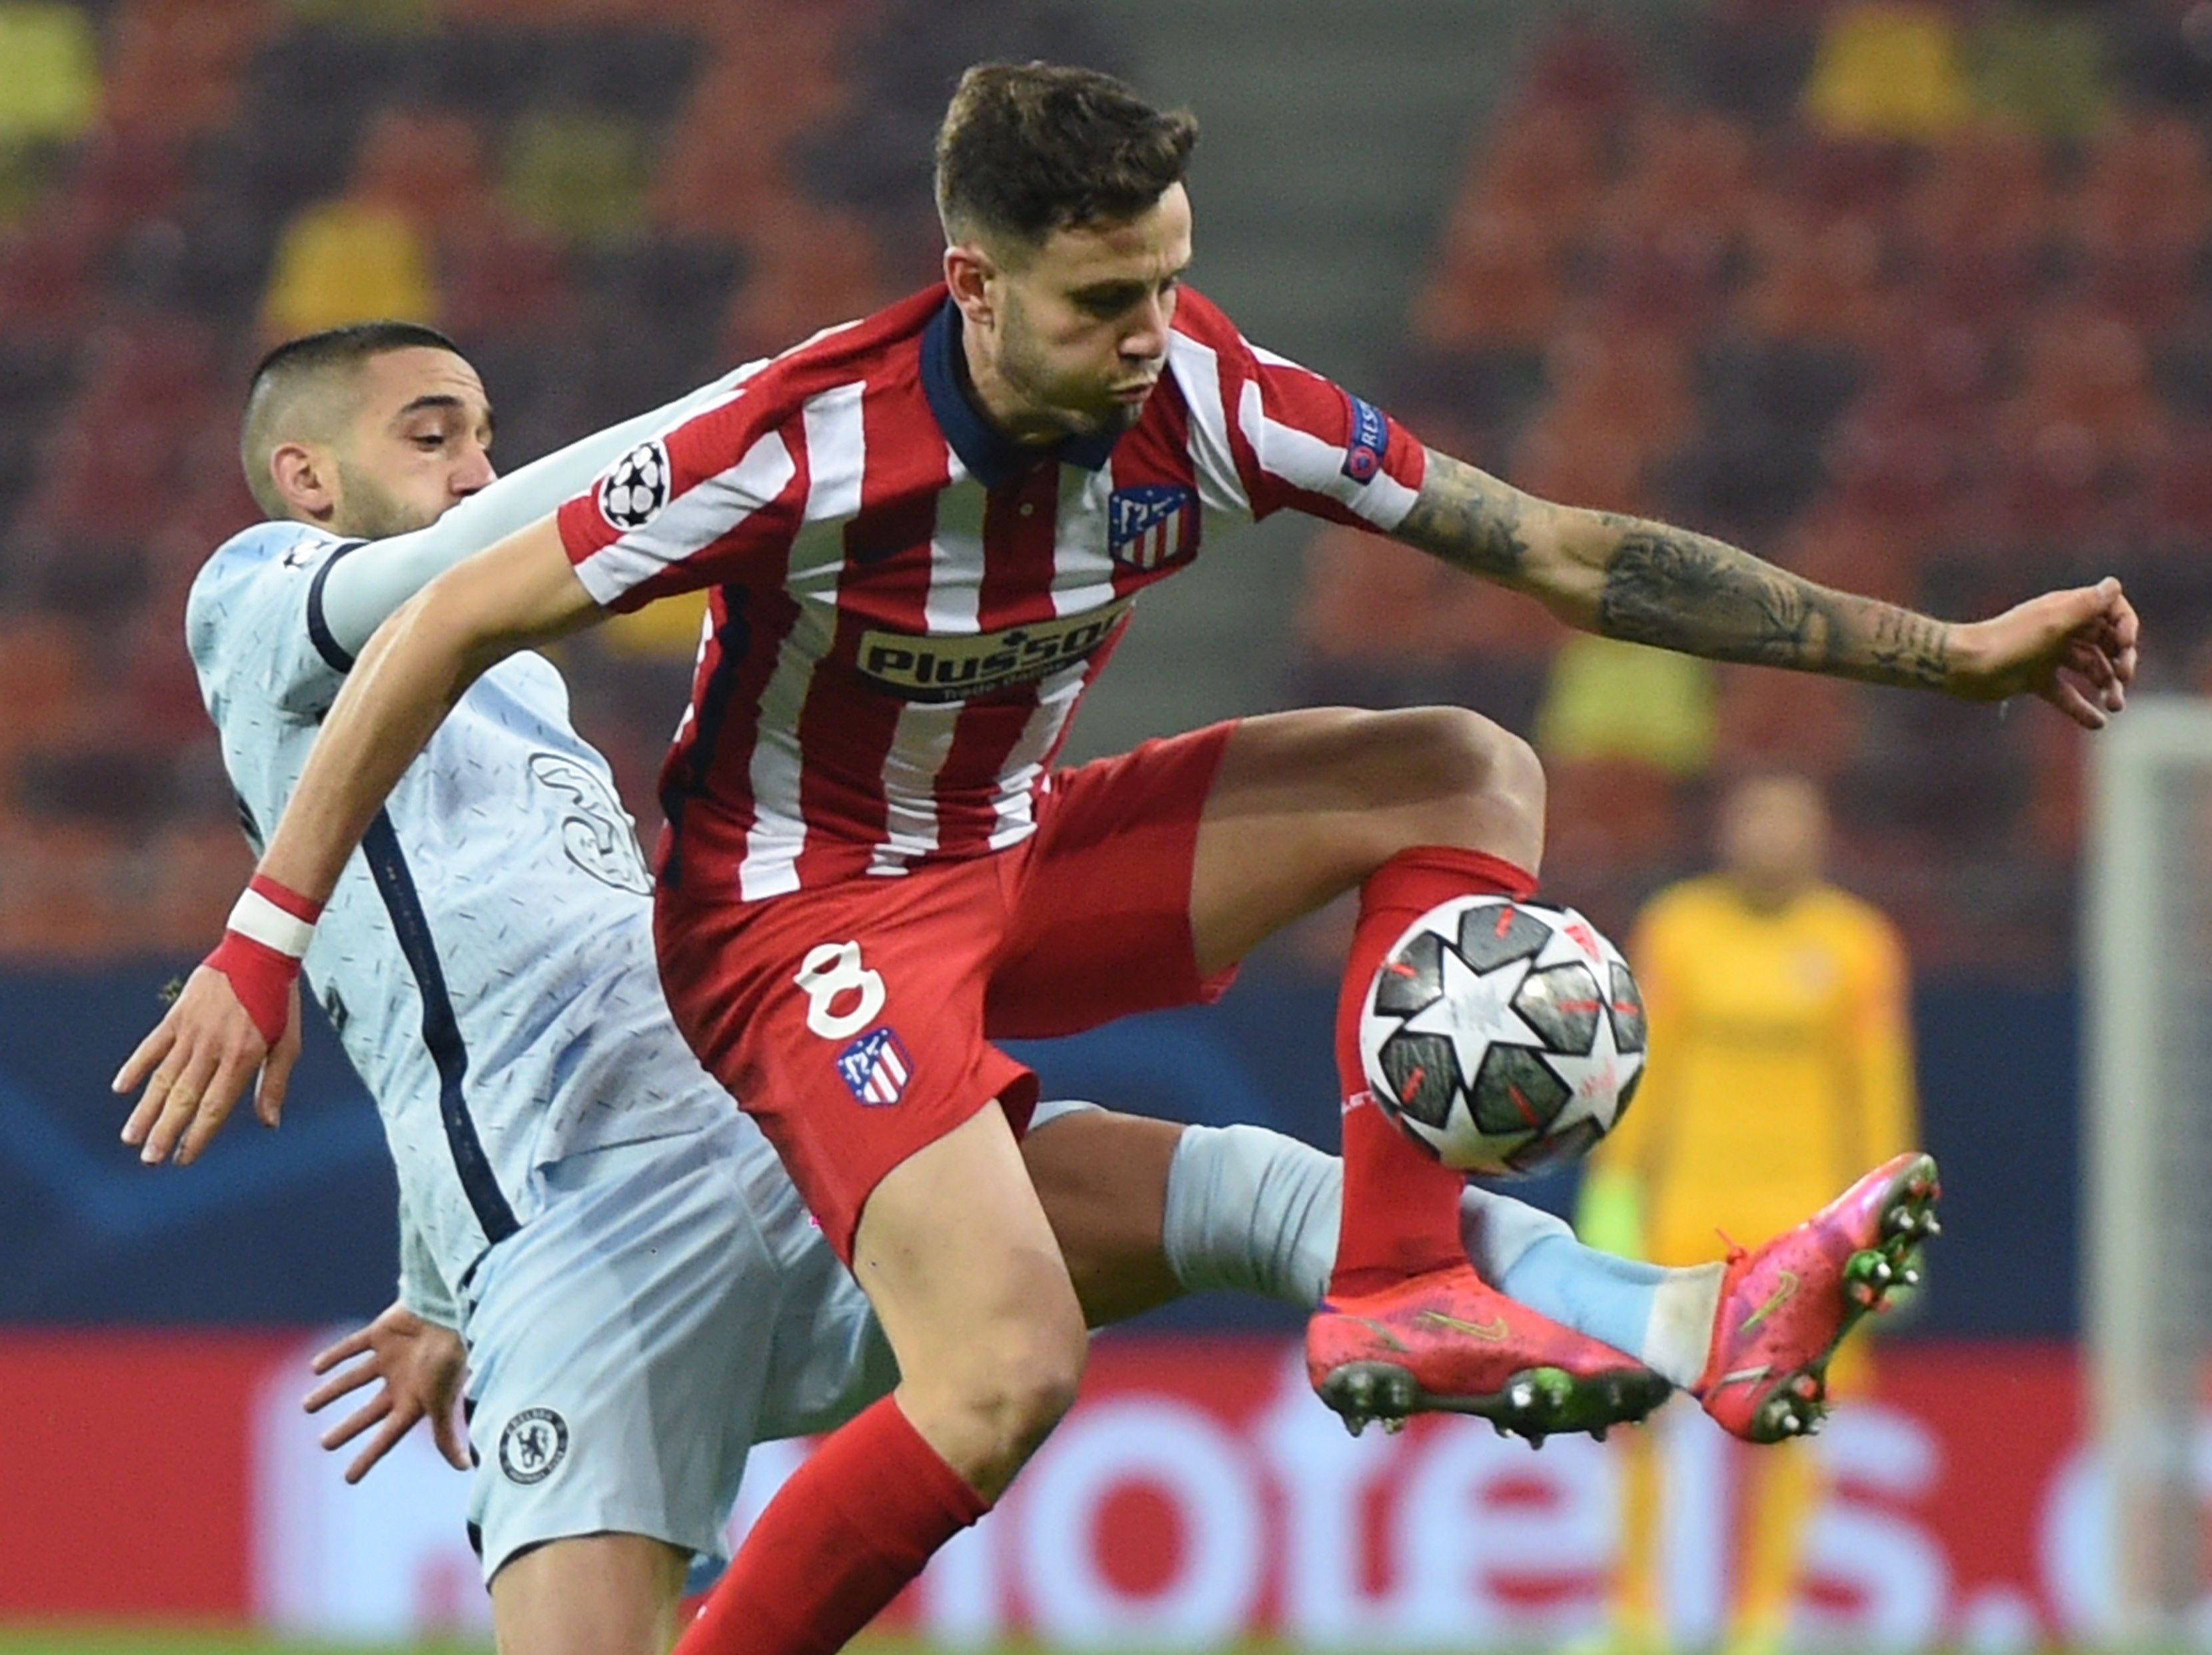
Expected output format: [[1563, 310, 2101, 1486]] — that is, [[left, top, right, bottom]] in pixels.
[[944, 241, 996, 329], [270, 441, 337, 523]]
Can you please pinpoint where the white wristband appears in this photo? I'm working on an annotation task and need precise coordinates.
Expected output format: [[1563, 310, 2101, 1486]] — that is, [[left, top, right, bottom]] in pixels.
[[226, 886, 317, 958]]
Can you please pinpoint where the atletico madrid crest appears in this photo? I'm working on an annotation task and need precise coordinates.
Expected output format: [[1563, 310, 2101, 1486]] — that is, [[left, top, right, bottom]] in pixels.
[[1108, 485, 1199, 572], [837, 1026, 913, 1106]]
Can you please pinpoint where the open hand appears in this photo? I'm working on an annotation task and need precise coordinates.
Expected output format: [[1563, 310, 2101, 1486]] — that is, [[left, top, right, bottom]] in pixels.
[[112, 972, 299, 1166], [304, 1302, 471, 1484], [1949, 577, 2139, 730]]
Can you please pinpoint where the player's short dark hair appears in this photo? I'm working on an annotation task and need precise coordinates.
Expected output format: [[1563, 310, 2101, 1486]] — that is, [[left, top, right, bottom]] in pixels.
[[247, 321, 463, 399], [240, 321, 465, 516], [934, 63, 1198, 253]]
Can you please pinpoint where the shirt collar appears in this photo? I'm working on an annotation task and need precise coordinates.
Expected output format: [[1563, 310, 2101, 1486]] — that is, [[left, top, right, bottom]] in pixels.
[[919, 297, 1122, 489]]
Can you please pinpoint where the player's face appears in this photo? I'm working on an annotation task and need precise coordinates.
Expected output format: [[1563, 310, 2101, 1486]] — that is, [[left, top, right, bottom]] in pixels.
[[961, 183, 1194, 444], [329, 347, 497, 539], [1719, 775, 1829, 902]]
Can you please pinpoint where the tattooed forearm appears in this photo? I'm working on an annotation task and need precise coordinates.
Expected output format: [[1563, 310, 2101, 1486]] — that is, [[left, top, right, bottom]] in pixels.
[[1865, 605, 1953, 689], [1596, 531, 1822, 665], [1393, 448, 1956, 691], [1594, 524, 1953, 690], [1395, 452, 1535, 581]]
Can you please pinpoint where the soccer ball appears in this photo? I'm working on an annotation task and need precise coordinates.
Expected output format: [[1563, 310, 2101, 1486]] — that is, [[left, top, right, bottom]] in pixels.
[[598, 439, 670, 531], [1358, 894, 1646, 1176]]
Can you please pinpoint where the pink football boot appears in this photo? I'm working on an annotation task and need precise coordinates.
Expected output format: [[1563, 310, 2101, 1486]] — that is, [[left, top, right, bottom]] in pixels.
[[1693, 1152, 1941, 1443], [1308, 1261, 1671, 1443]]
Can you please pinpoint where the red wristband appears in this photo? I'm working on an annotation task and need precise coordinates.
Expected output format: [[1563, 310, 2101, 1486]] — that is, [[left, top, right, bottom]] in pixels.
[[244, 874, 325, 928], [208, 876, 324, 1046]]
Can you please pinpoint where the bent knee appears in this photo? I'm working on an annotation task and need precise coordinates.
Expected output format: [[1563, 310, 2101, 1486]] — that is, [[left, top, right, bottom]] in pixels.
[[1364, 707, 1545, 862], [1405, 706, 1542, 810], [974, 1320, 1087, 1452], [924, 1308, 1088, 1476]]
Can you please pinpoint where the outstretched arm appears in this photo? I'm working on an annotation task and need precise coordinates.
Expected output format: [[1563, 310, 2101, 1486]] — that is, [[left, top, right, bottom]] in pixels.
[[115, 517, 600, 1162], [1392, 449, 2138, 729], [317, 361, 758, 656]]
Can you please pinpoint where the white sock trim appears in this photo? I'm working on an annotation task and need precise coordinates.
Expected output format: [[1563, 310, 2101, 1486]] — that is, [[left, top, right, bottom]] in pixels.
[[1644, 1261, 1725, 1390], [1028, 1097, 1104, 1134]]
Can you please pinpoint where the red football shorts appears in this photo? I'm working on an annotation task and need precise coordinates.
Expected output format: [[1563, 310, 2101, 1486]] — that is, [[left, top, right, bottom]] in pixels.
[[654, 722, 1238, 1263]]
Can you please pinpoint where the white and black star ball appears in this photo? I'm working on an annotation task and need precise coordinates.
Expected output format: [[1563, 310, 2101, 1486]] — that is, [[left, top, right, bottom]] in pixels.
[[598, 438, 672, 532], [1358, 893, 1646, 1175]]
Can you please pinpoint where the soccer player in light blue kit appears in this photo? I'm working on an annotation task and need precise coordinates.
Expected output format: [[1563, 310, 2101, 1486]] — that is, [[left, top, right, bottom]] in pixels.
[[153, 322, 1765, 1655]]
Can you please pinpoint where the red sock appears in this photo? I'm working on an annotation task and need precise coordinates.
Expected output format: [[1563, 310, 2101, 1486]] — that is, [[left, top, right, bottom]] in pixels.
[[674, 1396, 988, 1655], [1330, 844, 1538, 1299]]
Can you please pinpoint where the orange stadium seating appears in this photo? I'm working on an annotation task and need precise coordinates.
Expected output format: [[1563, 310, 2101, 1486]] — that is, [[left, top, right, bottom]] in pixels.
[[1315, 2, 2212, 977], [0, 0, 1128, 956], [0, 1, 2205, 975]]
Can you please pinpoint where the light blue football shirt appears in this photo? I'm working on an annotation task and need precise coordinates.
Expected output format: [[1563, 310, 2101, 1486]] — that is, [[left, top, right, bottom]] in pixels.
[[187, 521, 734, 1293]]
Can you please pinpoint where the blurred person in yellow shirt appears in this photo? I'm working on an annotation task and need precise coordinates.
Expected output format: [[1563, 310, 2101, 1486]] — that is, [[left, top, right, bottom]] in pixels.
[[1578, 771, 1919, 1655]]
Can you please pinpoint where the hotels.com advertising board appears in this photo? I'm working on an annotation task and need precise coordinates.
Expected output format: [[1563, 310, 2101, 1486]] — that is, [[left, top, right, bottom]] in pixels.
[[0, 1334, 2151, 1646]]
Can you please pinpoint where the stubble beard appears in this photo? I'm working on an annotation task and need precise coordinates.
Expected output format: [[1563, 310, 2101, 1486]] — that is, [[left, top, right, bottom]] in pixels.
[[332, 455, 441, 540], [996, 305, 1130, 444]]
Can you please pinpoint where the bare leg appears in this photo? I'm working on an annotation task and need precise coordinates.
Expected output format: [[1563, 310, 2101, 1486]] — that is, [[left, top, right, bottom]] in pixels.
[[1194, 705, 1550, 1308], [491, 1533, 689, 1655], [1189, 705, 1544, 972], [1022, 1108, 1184, 1326], [674, 1105, 1087, 1655], [855, 1102, 1088, 1496]]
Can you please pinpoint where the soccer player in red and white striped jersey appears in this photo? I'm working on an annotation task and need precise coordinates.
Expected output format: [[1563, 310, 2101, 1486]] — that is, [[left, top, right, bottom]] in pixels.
[[129, 62, 2135, 1655], [555, 278, 1426, 902]]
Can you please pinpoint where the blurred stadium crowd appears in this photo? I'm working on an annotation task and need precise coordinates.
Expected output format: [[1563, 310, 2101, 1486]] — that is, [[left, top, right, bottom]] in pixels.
[[1, 0, 2207, 979]]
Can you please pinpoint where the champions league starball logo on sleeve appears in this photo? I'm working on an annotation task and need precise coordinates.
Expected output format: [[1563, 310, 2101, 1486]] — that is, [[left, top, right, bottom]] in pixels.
[[598, 438, 672, 532]]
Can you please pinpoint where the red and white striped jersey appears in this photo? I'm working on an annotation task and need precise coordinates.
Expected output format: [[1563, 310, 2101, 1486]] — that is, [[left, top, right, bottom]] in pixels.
[[556, 285, 1428, 901]]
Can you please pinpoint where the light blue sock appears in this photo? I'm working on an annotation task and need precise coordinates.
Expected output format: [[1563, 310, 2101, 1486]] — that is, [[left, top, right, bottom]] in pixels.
[[1156, 1124, 1716, 1386], [1498, 1232, 1666, 1363]]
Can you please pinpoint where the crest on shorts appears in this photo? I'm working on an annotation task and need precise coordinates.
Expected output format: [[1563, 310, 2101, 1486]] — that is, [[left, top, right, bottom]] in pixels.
[[499, 1407, 569, 1484], [837, 1027, 912, 1106], [1108, 485, 1198, 572]]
